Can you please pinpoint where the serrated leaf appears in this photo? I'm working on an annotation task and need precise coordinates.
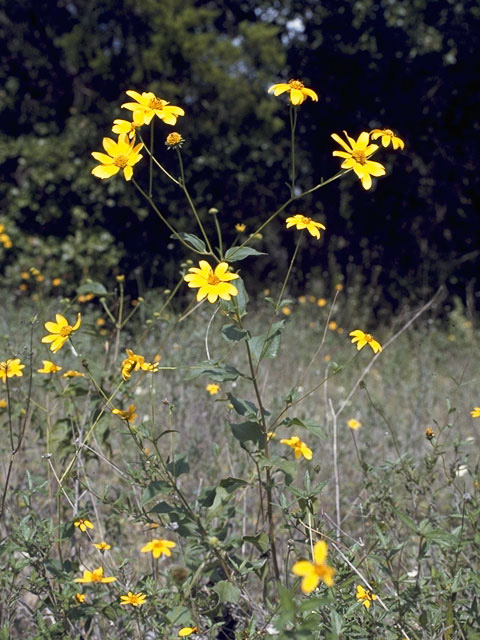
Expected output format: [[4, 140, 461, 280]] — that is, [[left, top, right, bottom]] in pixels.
[[221, 324, 248, 342], [213, 580, 241, 604], [173, 232, 207, 252], [224, 246, 266, 262]]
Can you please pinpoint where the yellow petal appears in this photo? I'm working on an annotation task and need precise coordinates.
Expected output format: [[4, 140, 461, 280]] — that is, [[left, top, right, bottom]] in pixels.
[[92, 165, 120, 179]]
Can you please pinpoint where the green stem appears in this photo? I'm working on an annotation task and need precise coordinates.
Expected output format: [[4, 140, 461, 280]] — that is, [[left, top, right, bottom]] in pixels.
[[212, 212, 224, 259], [290, 105, 298, 195], [139, 134, 180, 185], [275, 232, 302, 312], [149, 121, 154, 198]]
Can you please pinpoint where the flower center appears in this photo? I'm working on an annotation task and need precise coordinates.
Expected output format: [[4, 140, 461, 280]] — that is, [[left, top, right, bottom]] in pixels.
[[351, 150, 367, 165], [59, 326, 73, 337], [207, 273, 221, 286], [288, 79, 304, 90], [383, 129, 393, 137], [149, 96, 166, 110], [364, 333, 373, 342], [300, 216, 312, 225], [114, 154, 129, 168]]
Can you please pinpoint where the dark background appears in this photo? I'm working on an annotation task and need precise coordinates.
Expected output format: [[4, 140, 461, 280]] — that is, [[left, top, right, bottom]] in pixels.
[[1, 0, 479, 309]]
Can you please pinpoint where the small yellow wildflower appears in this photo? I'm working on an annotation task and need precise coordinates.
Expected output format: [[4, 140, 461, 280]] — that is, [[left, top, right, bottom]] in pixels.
[[77, 293, 94, 303], [41, 313, 81, 353], [0, 233, 12, 248], [91, 134, 144, 181], [19, 283, 28, 292], [74, 518, 94, 533], [93, 541, 111, 551], [75, 593, 86, 603], [280, 436, 313, 460], [292, 540, 335, 593], [37, 360, 62, 374], [298, 295, 307, 304], [184, 261, 239, 304], [179, 627, 199, 637], [235, 223, 246, 232], [267, 431, 276, 440], [328, 321, 337, 331], [36, 274, 45, 282], [370, 128, 405, 150], [112, 404, 137, 422], [348, 419, 362, 430], [52, 278, 61, 287], [282, 306, 292, 316], [120, 591, 147, 607], [122, 90, 185, 126], [112, 111, 143, 139], [74, 567, 116, 583], [206, 383, 220, 395], [21, 271, 30, 279], [335, 283, 344, 292], [317, 298, 327, 307], [332, 131, 386, 190], [121, 349, 159, 381], [268, 79, 318, 105], [0, 358, 25, 384], [140, 538, 176, 558], [356, 584, 378, 608], [425, 427, 435, 440], [470, 407, 480, 418], [165, 132, 184, 148], [285, 214, 326, 239], [0, 399, 7, 408], [62, 370, 85, 378], [349, 329, 382, 354]]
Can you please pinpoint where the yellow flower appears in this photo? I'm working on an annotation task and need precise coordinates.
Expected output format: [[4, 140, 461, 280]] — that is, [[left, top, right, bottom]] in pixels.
[[21, 271, 30, 279], [425, 427, 435, 440], [112, 112, 143, 139], [62, 370, 85, 378], [52, 278, 61, 287], [356, 584, 378, 608], [75, 593, 86, 603], [93, 541, 111, 551], [112, 404, 137, 422], [347, 418, 362, 430], [470, 407, 480, 418], [179, 627, 199, 637], [349, 329, 382, 354], [0, 358, 25, 384], [285, 214, 326, 239], [0, 399, 7, 408], [41, 313, 81, 353], [328, 321, 337, 331], [74, 567, 116, 583], [206, 383, 220, 395], [165, 132, 184, 148], [280, 436, 313, 460], [0, 233, 12, 248], [335, 283, 343, 292], [268, 79, 318, 105], [91, 134, 144, 181], [298, 295, 307, 304], [140, 538, 176, 558], [332, 131, 386, 190], [121, 349, 159, 381], [370, 128, 405, 150], [37, 360, 62, 374], [77, 293, 94, 303], [317, 298, 327, 307], [74, 518, 94, 533], [235, 223, 246, 233], [292, 540, 335, 593], [122, 90, 185, 126], [184, 261, 239, 304], [282, 306, 292, 316], [120, 591, 147, 607]]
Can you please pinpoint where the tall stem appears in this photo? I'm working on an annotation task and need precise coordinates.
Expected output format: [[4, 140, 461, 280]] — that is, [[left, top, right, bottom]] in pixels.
[[149, 121, 154, 198], [290, 105, 298, 195]]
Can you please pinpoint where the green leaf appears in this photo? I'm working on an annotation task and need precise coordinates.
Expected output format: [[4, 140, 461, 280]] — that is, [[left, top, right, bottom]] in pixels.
[[224, 246, 266, 262], [221, 324, 248, 342], [242, 532, 270, 553], [141, 480, 173, 505], [230, 420, 264, 445], [220, 276, 249, 318], [227, 393, 258, 418], [173, 232, 207, 252], [186, 361, 241, 382], [219, 477, 249, 492], [150, 501, 175, 514], [166, 454, 190, 477], [248, 321, 285, 363], [77, 281, 108, 296], [213, 580, 241, 604]]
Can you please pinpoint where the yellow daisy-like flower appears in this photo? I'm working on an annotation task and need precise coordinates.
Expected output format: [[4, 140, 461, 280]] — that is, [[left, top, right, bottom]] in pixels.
[[62, 370, 85, 378], [0, 399, 7, 408], [52, 278, 62, 286], [37, 360, 62, 374], [425, 427, 435, 440], [112, 111, 144, 139], [0, 358, 25, 384], [355, 584, 378, 608], [292, 540, 335, 593], [165, 132, 184, 148], [349, 329, 382, 354], [120, 591, 147, 607], [280, 436, 313, 460], [470, 407, 480, 418], [347, 418, 362, 430], [179, 627, 199, 637], [121, 90, 185, 126], [91, 134, 144, 181], [206, 383, 220, 395], [121, 349, 159, 381], [41, 313, 81, 353], [75, 593, 86, 603], [328, 321, 337, 331], [112, 404, 137, 422], [370, 128, 405, 150], [93, 541, 111, 551], [268, 79, 318, 105], [331, 131, 386, 190], [184, 261, 239, 304], [235, 223, 246, 232], [74, 567, 116, 583], [140, 538, 176, 559], [285, 215, 326, 239], [74, 518, 94, 533]]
